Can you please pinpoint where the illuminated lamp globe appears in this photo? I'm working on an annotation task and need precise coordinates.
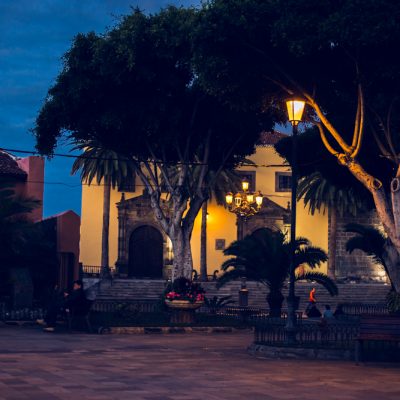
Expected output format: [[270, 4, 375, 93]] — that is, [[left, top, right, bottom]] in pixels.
[[255, 192, 263, 207], [286, 99, 305, 126]]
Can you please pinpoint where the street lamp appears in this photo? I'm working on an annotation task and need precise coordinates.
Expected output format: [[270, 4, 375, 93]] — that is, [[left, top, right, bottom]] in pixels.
[[225, 178, 263, 240], [285, 98, 305, 344]]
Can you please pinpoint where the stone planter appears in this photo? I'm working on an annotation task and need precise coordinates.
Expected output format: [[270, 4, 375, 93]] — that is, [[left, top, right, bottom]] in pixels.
[[165, 300, 204, 324]]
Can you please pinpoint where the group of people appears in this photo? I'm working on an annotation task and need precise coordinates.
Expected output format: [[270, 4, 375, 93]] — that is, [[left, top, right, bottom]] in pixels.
[[37, 279, 89, 332], [305, 287, 344, 320]]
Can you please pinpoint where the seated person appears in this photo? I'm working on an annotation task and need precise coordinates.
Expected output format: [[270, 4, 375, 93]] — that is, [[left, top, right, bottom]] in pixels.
[[323, 304, 335, 319], [333, 304, 345, 318], [64, 279, 87, 315]]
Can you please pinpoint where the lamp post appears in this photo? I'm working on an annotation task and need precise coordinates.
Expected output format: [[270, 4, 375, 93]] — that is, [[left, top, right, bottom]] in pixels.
[[225, 179, 263, 240], [285, 98, 305, 344]]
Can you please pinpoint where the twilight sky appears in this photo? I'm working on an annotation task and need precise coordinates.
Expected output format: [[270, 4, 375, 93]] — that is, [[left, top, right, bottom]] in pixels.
[[0, 0, 200, 217]]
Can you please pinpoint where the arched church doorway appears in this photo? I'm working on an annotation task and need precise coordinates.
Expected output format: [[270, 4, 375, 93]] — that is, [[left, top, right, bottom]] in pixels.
[[128, 225, 163, 278]]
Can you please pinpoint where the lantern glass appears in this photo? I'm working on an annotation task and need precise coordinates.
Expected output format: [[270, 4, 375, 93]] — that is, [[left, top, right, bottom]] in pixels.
[[286, 99, 305, 125], [225, 192, 233, 205], [246, 194, 254, 204], [241, 179, 249, 192], [255, 192, 263, 207], [234, 193, 242, 207]]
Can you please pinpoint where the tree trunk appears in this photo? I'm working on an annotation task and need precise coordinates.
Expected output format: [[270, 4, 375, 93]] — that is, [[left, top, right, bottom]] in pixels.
[[200, 201, 208, 281], [383, 242, 400, 293], [327, 206, 337, 279], [266, 289, 284, 318], [101, 176, 111, 279], [170, 230, 193, 281]]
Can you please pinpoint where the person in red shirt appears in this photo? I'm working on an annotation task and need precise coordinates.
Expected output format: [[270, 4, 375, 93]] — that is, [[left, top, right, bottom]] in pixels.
[[309, 287, 316, 304]]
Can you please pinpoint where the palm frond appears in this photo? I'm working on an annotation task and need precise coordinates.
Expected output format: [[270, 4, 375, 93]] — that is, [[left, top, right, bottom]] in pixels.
[[297, 171, 368, 217], [71, 139, 136, 190], [296, 271, 338, 296], [216, 268, 243, 288], [345, 223, 386, 265], [294, 246, 328, 269], [219, 228, 331, 296]]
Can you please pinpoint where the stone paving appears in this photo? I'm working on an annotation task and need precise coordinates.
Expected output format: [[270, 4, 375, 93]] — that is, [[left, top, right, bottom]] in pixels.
[[0, 325, 399, 400]]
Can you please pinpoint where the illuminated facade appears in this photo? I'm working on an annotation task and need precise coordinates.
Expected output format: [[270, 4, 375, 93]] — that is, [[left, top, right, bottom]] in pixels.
[[79, 132, 330, 279], [78, 131, 389, 282]]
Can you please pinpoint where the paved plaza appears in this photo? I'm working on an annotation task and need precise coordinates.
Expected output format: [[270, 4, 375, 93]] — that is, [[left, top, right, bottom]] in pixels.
[[0, 325, 399, 400]]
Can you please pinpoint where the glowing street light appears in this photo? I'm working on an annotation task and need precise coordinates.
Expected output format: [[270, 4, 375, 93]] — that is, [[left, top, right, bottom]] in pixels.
[[285, 97, 305, 344]]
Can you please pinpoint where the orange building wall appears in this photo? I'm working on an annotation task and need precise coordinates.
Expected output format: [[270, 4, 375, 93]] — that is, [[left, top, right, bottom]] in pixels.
[[17, 156, 44, 222], [80, 145, 329, 275]]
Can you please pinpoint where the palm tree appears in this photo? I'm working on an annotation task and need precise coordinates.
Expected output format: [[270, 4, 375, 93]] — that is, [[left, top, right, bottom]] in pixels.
[[345, 223, 392, 287], [72, 140, 136, 278], [0, 183, 41, 270], [297, 171, 368, 279], [0, 183, 57, 304], [217, 228, 338, 317]]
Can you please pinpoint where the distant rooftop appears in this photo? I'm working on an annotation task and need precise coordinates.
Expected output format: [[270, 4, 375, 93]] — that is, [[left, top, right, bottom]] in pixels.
[[257, 131, 288, 147], [0, 150, 27, 178]]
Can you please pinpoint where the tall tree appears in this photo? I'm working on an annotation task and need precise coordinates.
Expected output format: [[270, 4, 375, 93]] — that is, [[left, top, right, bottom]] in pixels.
[[195, 0, 400, 291], [163, 161, 245, 281], [297, 171, 368, 278], [0, 182, 57, 303], [0, 184, 41, 270], [71, 140, 136, 278], [34, 7, 274, 279], [217, 228, 337, 317]]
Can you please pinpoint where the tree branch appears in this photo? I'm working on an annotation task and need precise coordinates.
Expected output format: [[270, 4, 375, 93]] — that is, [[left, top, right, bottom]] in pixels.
[[316, 123, 340, 156], [350, 85, 361, 151], [350, 85, 364, 158], [196, 130, 211, 195], [306, 95, 352, 154], [134, 165, 169, 233]]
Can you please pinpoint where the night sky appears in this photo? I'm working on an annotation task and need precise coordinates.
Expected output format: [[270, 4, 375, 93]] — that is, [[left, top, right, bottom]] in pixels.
[[0, 0, 199, 217]]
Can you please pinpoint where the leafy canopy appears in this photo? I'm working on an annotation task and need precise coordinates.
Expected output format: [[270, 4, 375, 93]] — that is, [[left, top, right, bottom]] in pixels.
[[34, 6, 273, 169], [196, 0, 400, 183]]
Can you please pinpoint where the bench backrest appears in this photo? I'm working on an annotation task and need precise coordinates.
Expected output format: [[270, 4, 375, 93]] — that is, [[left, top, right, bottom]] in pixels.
[[359, 315, 400, 341]]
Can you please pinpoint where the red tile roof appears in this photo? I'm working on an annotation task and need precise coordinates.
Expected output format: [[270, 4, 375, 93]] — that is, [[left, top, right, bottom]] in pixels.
[[257, 131, 288, 146], [0, 150, 27, 178]]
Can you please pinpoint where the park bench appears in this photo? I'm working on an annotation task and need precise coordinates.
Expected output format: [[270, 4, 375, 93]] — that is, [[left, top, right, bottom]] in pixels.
[[355, 315, 400, 363]]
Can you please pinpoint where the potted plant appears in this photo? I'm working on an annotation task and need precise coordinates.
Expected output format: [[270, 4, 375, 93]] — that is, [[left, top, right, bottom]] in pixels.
[[164, 277, 205, 323]]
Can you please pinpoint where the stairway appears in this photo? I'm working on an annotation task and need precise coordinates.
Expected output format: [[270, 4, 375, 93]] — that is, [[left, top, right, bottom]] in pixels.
[[93, 278, 391, 311], [95, 279, 167, 300]]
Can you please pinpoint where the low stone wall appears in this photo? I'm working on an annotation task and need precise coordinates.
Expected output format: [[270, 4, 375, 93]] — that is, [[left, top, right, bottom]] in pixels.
[[105, 326, 248, 334], [248, 343, 354, 361]]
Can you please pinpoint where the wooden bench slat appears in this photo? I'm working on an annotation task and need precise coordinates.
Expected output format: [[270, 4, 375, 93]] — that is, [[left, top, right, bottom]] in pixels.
[[355, 315, 400, 363], [360, 326, 400, 332], [358, 334, 400, 341]]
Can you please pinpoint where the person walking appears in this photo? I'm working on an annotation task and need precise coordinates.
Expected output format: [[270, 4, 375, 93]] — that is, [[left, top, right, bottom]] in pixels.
[[309, 287, 316, 305]]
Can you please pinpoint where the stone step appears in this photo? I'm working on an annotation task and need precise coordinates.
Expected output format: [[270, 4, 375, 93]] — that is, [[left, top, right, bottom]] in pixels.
[[94, 279, 390, 310]]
